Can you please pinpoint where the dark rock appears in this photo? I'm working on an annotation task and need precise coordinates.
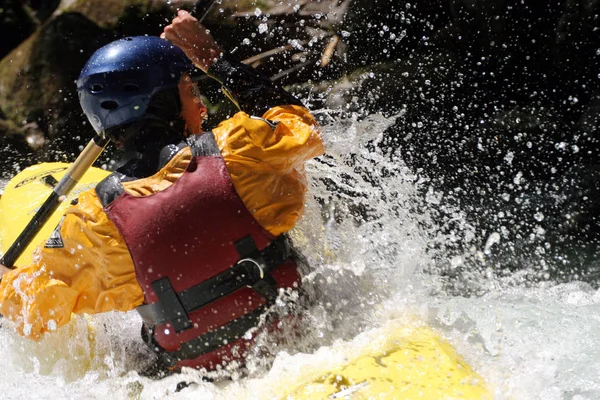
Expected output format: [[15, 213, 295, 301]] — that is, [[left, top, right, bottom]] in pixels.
[[0, 0, 177, 166], [67, 0, 174, 38], [0, 0, 38, 60], [23, 0, 62, 22], [0, 12, 111, 164]]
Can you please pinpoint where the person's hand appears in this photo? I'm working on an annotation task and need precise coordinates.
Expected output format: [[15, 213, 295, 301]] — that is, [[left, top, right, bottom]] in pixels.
[[161, 10, 223, 72]]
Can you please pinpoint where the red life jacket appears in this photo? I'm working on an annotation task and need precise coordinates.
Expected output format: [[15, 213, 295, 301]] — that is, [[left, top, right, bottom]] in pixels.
[[102, 133, 301, 371]]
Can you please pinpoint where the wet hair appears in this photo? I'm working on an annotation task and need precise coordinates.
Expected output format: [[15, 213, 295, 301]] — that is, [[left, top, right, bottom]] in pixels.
[[105, 87, 186, 151], [146, 87, 183, 123]]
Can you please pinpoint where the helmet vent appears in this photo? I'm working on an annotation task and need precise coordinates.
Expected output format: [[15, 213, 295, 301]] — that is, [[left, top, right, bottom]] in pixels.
[[90, 84, 103, 93], [123, 83, 140, 92], [100, 100, 119, 110]]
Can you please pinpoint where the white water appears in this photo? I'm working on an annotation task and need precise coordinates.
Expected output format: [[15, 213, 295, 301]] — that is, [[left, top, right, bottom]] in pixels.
[[1, 113, 599, 399]]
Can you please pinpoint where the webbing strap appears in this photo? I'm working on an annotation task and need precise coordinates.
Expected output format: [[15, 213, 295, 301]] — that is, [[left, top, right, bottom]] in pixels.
[[151, 278, 192, 332], [154, 306, 267, 364], [137, 236, 290, 329]]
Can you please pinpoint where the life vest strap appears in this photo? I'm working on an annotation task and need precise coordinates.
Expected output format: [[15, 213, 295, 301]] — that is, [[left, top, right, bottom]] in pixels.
[[136, 235, 291, 331], [146, 306, 267, 365], [151, 277, 193, 332]]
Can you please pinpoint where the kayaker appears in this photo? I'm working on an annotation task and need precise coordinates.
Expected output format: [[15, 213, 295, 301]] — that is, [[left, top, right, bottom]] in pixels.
[[0, 10, 323, 376]]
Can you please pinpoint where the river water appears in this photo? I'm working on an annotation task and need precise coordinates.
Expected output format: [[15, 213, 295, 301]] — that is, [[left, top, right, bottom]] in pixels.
[[1, 113, 599, 399]]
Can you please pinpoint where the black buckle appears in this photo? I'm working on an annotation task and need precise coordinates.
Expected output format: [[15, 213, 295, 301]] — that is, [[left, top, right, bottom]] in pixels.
[[235, 236, 280, 303], [236, 257, 279, 303]]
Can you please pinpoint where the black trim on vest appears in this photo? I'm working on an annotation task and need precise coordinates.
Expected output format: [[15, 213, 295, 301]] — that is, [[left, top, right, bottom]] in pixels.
[[151, 278, 192, 332], [187, 131, 221, 157], [137, 235, 290, 329], [95, 173, 127, 208], [158, 142, 188, 169], [146, 306, 267, 365]]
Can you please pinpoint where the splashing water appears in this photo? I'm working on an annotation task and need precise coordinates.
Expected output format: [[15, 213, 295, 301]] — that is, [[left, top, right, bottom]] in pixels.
[[1, 113, 600, 399]]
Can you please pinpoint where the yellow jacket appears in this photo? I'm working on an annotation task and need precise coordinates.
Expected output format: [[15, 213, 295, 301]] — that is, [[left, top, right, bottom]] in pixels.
[[0, 105, 323, 340]]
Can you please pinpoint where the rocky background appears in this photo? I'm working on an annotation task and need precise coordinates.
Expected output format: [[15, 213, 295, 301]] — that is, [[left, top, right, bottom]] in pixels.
[[1, 0, 599, 290]]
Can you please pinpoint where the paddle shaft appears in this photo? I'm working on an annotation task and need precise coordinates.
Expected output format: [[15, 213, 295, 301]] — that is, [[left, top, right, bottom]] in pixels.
[[1, 135, 109, 268], [191, 0, 215, 20]]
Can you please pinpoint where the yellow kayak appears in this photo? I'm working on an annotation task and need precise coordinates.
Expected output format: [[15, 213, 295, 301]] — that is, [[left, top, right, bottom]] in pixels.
[[0, 162, 110, 267], [285, 321, 490, 399]]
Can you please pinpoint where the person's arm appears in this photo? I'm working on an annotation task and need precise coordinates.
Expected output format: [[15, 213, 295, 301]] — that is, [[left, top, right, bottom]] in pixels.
[[0, 190, 142, 340], [163, 11, 325, 236], [161, 10, 303, 116]]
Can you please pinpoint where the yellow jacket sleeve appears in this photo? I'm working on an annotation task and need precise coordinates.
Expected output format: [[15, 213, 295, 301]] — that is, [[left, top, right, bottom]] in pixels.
[[0, 190, 142, 340], [214, 105, 324, 236]]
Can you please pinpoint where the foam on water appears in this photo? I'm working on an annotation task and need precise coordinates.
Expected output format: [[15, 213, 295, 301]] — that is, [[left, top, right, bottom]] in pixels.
[[1, 114, 599, 399]]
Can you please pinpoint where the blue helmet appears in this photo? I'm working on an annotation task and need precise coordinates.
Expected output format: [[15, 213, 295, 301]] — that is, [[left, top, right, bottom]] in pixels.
[[77, 36, 194, 136]]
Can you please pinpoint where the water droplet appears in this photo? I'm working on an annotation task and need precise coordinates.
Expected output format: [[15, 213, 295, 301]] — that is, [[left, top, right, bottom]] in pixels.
[[534, 212, 545, 222]]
